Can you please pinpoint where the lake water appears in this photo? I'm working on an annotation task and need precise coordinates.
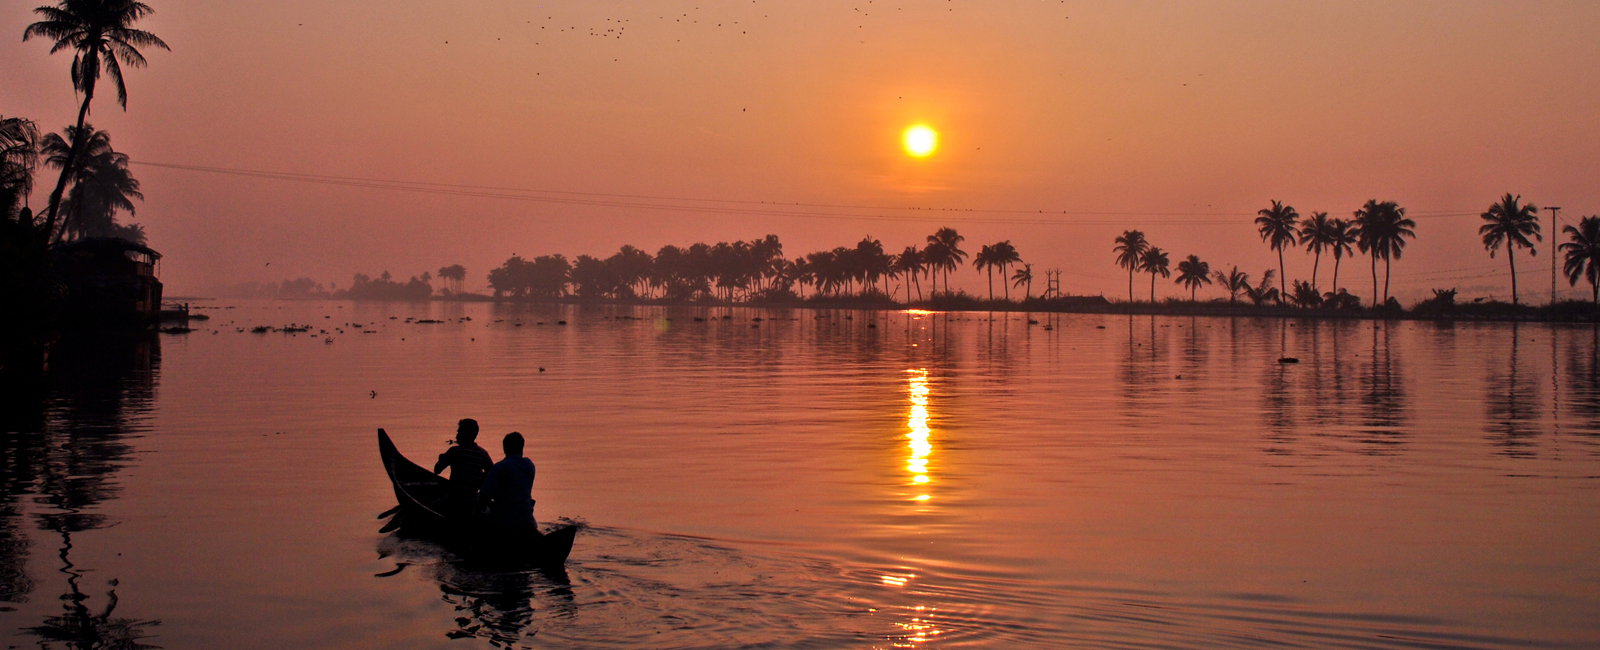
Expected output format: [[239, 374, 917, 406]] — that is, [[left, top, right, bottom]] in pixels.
[[2, 300, 1598, 649]]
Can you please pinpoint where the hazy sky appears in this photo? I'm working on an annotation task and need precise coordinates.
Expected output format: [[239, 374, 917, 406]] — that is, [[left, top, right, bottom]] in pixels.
[[4, 0, 1597, 300]]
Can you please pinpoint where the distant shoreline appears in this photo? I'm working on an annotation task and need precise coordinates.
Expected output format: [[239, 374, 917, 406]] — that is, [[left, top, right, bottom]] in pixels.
[[168, 293, 1600, 324]]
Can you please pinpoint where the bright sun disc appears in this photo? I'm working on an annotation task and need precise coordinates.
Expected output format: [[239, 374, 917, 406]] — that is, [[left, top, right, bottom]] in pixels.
[[903, 125, 938, 157]]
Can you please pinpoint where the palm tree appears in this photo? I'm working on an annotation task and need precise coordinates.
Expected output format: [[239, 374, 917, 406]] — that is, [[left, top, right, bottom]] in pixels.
[[1011, 264, 1033, 300], [1244, 269, 1279, 306], [1212, 266, 1249, 304], [1112, 230, 1149, 303], [1326, 218, 1357, 296], [1, 116, 40, 221], [974, 243, 997, 300], [1298, 211, 1335, 291], [990, 240, 1022, 300], [1353, 199, 1416, 306], [1140, 246, 1170, 302], [893, 246, 924, 301], [1479, 193, 1541, 305], [921, 241, 948, 295], [1560, 216, 1600, 305], [24, 0, 168, 238], [926, 227, 966, 295], [41, 125, 140, 242], [437, 264, 467, 293], [1175, 254, 1211, 301], [1256, 200, 1299, 301]]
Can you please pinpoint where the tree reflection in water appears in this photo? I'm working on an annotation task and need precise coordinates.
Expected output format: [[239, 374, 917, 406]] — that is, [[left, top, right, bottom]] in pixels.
[[1565, 325, 1600, 447], [0, 331, 162, 647], [1262, 319, 1296, 450], [1485, 322, 1542, 458], [1359, 322, 1409, 452]]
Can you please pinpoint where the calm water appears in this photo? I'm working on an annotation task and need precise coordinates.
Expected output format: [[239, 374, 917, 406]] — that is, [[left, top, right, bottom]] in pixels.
[[2, 301, 1598, 649]]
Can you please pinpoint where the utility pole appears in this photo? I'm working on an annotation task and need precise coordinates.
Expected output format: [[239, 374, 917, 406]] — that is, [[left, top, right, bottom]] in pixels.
[[1549, 205, 1562, 305]]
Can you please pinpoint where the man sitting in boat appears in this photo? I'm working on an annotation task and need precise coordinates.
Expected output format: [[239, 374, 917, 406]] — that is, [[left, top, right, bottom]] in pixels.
[[478, 431, 537, 532], [432, 418, 494, 517]]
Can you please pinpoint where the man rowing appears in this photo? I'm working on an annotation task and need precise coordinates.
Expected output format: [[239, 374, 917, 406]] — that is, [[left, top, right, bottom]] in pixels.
[[432, 418, 494, 517]]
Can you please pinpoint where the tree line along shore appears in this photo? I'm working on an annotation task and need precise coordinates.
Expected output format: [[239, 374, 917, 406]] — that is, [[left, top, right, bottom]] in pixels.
[[236, 205, 1600, 322]]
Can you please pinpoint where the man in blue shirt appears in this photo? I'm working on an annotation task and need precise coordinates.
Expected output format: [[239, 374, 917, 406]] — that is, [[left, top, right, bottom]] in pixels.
[[478, 431, 537, 531]]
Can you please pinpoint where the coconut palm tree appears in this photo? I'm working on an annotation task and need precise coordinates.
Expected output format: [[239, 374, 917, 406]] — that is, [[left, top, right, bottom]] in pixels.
[[1, 116, 40, 222], [1175, 254, 1211, 301], [926, 227, 966, 295], [1479, 193, 1541, 305], [1255, 200, 1299, 301], [41, 124, 140, 242], [1140, 246, 1170, 302], [1326, 218, 1357, 296], [1212, 266, 1249, 304], [1560, 216, 1600, 305], [1297, 211, 1335, 291], [1112, 230, 1149, 303], [1353, 199, 1415, 306], [893, 246, 924, 301], [921, 241, 948, 295], [24, 0, 168, 238], [1244, 269, 1279, 306], [974, 243, 998, 300], [1011, 264, 1033, 300], [990, 240, 1022, 300]]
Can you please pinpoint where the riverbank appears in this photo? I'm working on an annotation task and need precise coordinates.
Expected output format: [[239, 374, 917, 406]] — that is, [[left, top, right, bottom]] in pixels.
[[174, 292, 1600, 323]]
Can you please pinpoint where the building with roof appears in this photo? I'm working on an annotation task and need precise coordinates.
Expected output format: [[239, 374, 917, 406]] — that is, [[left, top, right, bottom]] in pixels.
[[53, 237, 164, 324]]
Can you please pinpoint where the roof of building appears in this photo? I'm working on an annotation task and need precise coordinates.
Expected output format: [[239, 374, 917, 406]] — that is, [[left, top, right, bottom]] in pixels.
[[54, 237, 162, 260]]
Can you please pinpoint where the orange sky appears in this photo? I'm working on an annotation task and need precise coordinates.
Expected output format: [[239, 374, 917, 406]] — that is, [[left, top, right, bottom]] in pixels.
[[3, 1, 1597, 300]]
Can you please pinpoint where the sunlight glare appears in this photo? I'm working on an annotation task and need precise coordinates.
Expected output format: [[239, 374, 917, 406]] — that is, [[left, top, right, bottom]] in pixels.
[[903, 125, 938, 158], [905, 369, 933, 501]]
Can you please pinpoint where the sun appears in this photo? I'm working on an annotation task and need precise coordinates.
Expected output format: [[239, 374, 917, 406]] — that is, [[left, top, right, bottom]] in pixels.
[[903, 125, 938, 158]]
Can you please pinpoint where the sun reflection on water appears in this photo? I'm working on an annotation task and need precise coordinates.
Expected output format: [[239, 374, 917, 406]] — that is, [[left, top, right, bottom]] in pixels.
[[892, 605, 943, 647], [906, 369, 932, 501]]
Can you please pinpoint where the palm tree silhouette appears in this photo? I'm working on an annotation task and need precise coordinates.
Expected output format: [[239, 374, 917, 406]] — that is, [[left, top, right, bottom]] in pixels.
[[1353, 199, 1415, 306], [24, 0, 168, 238], [1326, 218, 1357, 296], [1, 116, 41, 220], [926, 228, 966, 295], [1112, 230, 1149, 303], [1298, 211, 1335, 291], [921, 242, 947, 295], [1244, 269, 1279, 305], [1255, 200, 1299, 302], [1175, 254, 1211, 301], [1560, 216, 1600, 304], [1212, 266, 1249, 304], [1479, 193, 1541, 305], [990, 241, 1022, 300], [41, 124, 141, 242], [1140, 247, 1170, 302], [437, 264, 468, 293], [893, 246, 924, 301], [1011, 264, 1033, 300], [974, 243, 997, 300]]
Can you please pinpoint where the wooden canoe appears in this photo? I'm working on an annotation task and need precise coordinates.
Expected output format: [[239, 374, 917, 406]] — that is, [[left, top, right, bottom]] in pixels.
[[377, 428, 577, 568]]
